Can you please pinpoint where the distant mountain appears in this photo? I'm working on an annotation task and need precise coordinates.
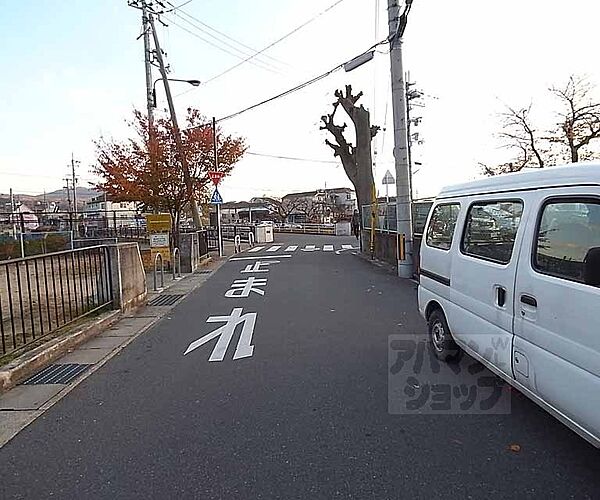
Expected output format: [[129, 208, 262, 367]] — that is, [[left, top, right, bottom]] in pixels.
[[0, 187, 101, 212], [38, 187, 99, 201]]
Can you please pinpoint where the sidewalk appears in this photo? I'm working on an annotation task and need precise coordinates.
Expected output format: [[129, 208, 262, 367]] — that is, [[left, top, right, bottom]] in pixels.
[[0, 255, 226, 448]]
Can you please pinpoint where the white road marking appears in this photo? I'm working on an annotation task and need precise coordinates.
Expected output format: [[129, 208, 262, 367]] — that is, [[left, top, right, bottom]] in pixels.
[[284, 245, 298, 252], [230, 255, 292, 261], [323, 245, 334, 252], [225, 277, 267, 298], [301, 245, 318, 252], [266, 245, 281, 252], [241, 261, 279, 273], [248, 246, 264, 253], [184, 308, 257, 361], [336, 244, 358, 255]]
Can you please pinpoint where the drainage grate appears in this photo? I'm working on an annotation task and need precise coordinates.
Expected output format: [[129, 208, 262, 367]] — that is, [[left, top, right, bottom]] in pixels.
[[148, 294, 185, 306], [195, 270, 212, 275], [22, 364, 92, 385]]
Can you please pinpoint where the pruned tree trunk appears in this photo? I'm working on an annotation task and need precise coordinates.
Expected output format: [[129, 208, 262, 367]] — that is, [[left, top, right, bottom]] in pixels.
[[321, 85, 378, 250]]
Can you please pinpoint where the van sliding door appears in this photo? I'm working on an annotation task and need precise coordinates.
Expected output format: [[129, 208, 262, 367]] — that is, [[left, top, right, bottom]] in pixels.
[[449, 198, 525, 378]]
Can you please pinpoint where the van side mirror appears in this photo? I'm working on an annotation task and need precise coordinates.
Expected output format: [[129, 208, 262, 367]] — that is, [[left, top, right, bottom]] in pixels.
[[583, 247, 600, 286]]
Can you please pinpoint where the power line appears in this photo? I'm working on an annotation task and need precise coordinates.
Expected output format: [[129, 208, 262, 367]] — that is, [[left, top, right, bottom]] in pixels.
[[213, 38, 388, 125], [203, 0, 348, 85], [165, 11, 284, 72], [182, 38, 388, 131], [246, 151, 339, 164], [167, 1, 286, 68], [164, 16, 280, 74]]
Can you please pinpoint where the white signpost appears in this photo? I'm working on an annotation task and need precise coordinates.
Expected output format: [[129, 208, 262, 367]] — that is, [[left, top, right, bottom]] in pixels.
[[382, 169, 395, 203]]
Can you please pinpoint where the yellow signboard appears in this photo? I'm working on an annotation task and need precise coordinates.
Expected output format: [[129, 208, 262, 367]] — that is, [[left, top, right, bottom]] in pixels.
[[146, 214, 172, 233], [151, 248, 171, 264]]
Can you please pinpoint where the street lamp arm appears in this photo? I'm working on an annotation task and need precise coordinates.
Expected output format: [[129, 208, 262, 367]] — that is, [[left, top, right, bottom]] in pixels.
[[152, 78, 202, 107]]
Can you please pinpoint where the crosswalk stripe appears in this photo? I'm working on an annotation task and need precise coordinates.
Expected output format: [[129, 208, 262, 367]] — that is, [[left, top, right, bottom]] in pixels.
[[341, 244, 354, 249], [323, 245, 334, 252], [266, 245, 281, 252], [284, 245, 298, 252], [248, 246, 264, 253], [301, 245, 317, 252]]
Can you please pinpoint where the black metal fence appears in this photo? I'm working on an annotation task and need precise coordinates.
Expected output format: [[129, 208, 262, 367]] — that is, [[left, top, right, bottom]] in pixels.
[[221, 225, 254, 241], [0, 246, 113, 358]]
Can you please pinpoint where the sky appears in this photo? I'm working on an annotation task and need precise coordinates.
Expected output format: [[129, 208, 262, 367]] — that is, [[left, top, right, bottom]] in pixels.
[[1, 0, 600, 203]]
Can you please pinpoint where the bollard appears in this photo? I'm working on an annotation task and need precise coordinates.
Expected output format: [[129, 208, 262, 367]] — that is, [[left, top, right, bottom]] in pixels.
[[248, 231, 255, 247], [153, 252, 164, 291], [172, 247, 182, 279], [234, 235, 241, 253]]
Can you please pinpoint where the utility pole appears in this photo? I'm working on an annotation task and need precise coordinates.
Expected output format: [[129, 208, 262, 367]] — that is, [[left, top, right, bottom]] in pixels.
[[142, 2, 154, 127], [71, 154, 79, 221], [387, 0, 413, 278], [213, 116, 223, 257], [63, 178, 72, 212], [405, 72, 414, 198], [64, 177, 72, 231], [147, 12, 203, 229], [9, 188, 16, 239]]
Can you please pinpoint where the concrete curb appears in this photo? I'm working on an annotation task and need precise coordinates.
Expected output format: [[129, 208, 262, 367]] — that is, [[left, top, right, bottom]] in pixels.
[[0, 310, 122, 394]]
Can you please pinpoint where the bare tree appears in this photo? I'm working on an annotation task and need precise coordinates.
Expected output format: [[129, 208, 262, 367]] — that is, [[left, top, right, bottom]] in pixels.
[[258, 197, 302, 223], [320, 85, 378, 244], [296, 198, 321, 223], [481, 104, 547, 176], [549, 75, 600, 163]]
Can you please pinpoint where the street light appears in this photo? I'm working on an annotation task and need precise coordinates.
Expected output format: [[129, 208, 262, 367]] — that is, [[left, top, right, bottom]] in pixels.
[[152, 78, 201, 108]]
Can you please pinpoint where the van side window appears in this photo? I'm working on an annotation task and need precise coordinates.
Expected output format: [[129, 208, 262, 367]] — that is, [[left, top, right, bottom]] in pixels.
[[461, 200, 523, 264], [534, 200, 600, 286], [426, 203, 460, 250]]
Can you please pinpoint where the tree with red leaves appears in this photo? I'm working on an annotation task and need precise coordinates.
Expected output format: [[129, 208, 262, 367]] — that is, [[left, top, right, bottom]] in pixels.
[[93, 108, 246, 234]]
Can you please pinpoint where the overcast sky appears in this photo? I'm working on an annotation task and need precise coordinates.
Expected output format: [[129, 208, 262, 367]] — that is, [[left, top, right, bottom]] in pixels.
[[2, 0, 599, 202]]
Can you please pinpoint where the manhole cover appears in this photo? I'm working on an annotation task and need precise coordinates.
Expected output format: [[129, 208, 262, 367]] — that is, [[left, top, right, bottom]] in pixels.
[[148, 294, 185, 306], [22, 364, 92, 385]]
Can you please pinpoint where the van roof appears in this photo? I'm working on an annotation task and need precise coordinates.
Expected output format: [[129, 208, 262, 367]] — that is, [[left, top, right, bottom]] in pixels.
[[437, 163, 600, 199]]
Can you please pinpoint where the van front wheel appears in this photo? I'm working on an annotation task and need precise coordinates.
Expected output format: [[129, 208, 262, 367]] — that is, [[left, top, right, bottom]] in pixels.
[[428, 309, 461, 362]]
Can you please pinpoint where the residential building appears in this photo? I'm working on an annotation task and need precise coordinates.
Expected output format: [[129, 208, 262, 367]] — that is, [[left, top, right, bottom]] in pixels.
[[282, 187, 356, 223]]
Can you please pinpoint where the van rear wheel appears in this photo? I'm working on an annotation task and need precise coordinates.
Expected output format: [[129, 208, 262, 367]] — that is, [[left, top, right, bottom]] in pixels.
[[428, 309, 461, 361]]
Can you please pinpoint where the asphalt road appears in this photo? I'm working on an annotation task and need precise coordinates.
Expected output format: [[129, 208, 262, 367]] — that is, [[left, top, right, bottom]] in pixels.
[[0, 234, 599, 499]]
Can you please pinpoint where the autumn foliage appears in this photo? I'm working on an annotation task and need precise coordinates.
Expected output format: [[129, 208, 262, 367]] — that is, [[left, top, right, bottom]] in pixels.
[[93, 108, 246, 227]]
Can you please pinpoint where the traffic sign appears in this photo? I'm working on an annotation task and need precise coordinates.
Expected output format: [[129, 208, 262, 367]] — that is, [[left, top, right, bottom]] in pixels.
[[382, 170, 395, 185], [210, 188, 223, 204], [208, 171, 225, 186]]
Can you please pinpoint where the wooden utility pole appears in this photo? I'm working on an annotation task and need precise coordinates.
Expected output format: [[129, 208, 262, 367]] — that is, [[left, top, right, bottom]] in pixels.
[[147, 12, 202, 229], [142, 2, 154, 127]]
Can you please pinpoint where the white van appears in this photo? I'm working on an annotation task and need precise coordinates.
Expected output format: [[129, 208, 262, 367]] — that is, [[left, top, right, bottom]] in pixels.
[[418, 163, 600, 447]]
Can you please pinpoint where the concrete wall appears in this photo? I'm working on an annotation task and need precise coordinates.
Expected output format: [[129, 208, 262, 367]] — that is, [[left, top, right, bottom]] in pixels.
[[108, 243, 147, 312], [180, 232, 209, 273]]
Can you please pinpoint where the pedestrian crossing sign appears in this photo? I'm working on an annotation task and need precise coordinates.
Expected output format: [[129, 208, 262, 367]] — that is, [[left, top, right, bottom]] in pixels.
[[210, 188, 223, 204]]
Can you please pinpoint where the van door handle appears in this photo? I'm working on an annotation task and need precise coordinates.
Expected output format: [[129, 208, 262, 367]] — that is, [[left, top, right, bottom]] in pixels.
[[496, 286, 507, 307], [520, 294, 537, 307]]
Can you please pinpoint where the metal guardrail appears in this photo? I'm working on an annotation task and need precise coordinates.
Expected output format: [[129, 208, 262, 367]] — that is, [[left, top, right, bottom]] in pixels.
[[274, 223, 335, 235], [0, 246, 113, 358]]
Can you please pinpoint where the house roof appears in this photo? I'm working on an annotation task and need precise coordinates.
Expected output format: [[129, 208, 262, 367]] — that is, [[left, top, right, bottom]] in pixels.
[[282, 187, 354, 200]]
